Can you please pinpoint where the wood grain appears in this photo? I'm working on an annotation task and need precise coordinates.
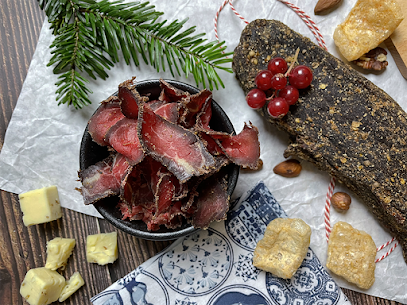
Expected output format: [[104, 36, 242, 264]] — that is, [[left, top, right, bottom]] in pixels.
[[0, 1, 402, 304], [388, 0, 407, 79]]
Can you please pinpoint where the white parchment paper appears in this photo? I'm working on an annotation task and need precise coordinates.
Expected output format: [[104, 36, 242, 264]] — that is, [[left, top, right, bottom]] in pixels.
[[1, 0, 406, 303]]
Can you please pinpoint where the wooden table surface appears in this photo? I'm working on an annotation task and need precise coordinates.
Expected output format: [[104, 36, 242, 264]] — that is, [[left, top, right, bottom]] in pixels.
[[0, 1, 402, 304]]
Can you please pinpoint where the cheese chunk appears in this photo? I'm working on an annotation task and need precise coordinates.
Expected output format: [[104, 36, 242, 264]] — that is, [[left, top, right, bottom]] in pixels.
[[86, 232, 118, 265], [333, 0, 403, 61], [59, 272, 85, 302], [18, 186, 62, 226], [326, 221, 376, 289], [253, 218, 311, 279], [45, 237, 76, 271], [20, 267, 66, 305]]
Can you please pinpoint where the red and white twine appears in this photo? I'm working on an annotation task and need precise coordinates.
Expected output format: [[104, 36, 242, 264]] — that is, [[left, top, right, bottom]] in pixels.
[[214, 0, 398, 263], [214, 0, 327, 51], [324, 177, 336, 241], [324, 177, 398, 263]]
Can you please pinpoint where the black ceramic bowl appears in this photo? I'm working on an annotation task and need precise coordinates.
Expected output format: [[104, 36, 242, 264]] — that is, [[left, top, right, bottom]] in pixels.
[[80, 79, 239, 240]]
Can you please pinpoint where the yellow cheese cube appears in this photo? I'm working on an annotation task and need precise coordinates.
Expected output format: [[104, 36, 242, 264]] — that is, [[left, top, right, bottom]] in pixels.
[[86, 232, 118, 265], [20, 267, 66, 305], [18, 186, 62, 226], [45, 237, 76, 271], [59, 272, 85, 302]]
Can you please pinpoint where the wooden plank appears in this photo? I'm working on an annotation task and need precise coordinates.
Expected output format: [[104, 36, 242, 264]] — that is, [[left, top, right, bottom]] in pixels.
[[388, 0, 407, 79]]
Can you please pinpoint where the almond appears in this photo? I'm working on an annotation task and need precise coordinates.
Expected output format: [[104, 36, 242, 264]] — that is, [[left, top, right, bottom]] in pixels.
[[273, 159, 302, 178], [314, 0, 342, 15]]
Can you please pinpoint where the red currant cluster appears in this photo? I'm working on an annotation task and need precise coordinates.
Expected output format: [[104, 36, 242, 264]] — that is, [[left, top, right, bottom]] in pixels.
[[245, 57, 313, 118]]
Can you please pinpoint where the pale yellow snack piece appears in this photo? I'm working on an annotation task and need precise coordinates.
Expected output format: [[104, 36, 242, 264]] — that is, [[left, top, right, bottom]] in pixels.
[[45, 237, 76, 271], [18, 186, 62, 226], [333, 0, 404, 61], [20, 267, 66, 305], [326, 221, 376, 289], [253, 218, 311, 279], [86, 232, 118, 265], [59, 271, 85, 302]]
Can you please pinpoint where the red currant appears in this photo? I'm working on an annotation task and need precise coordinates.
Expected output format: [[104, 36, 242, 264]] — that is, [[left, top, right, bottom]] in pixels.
[[246, 88, 266, 109], [279, 85, 299, 106], [268, 57, 288, 75], [255, 70, 273, 91], [267, 97, 289, 118], [289, 65, 313, 89], [270, 73, 287, 90]]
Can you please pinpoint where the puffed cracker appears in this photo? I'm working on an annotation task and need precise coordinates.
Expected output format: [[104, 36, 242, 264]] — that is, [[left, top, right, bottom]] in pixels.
[[326, 221, 376, 289], [333, 0, 403, 61], [253, 218, 311, 279]]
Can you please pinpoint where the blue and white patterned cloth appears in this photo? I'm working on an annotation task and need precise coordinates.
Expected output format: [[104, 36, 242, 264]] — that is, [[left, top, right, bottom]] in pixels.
[[91, 181, 351, 305]]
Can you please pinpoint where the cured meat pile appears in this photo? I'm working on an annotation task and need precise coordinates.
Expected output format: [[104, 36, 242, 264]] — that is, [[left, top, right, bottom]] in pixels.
[[79, 78, 261, 231]]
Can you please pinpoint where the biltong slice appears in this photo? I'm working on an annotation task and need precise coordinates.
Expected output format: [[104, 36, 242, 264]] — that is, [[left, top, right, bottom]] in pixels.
[[87, 96, 124, 146], [104, 117, 144, 166], [79, 153, 131, 205], [217, 122, 261, 169], [191, 169, 230, 229], [118, 77, 148, 119], [138, 103, 215, 183], [159, 79, 190, 101]]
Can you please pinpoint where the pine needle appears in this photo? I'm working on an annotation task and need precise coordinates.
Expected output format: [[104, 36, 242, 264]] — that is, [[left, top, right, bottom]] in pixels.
[[38, 0, 233, 109]]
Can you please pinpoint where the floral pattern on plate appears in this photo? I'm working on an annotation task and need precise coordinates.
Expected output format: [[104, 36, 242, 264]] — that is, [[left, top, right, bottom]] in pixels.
[[158, 228, 233, 296]]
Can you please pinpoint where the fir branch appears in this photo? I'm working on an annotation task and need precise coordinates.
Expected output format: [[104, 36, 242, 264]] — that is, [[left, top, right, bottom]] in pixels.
[[38, 0, 233, 109]]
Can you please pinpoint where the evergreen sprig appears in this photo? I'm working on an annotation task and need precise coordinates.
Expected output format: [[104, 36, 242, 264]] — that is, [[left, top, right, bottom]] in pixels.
[[38, 0, 234, 109]]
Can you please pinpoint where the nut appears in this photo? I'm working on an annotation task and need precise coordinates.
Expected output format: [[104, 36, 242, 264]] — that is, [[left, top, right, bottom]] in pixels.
[[273, 159, 302, 177], [352, 47, 388, 71], [331, 192, 351, 211], [314, 0, 342, 15]]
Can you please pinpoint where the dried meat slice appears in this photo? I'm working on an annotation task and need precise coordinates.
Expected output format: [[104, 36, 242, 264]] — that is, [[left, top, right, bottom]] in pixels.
[[154, 173, 176, 216], [194, 101, 231, 140], [218, 122, 261, 169], [118, 201, 145, 221], [120, 163, 154, 208], [147, 99, 166, 111], [79, 153, 131, 205], [87, 96, 124, 146], [159, 79, 189, 101], [154, 103, 179, 123], [181, 155, 230, 213], [159, 88, 171, 103], [138, 104, 215, 183], [148, 201, 185, 230], [105, 117, 144, 165], [139, 156, 167, 194], [191, 170, 230, 229], [111, 153, 132, 184], [180, 89, 212, 128], [118, 77, 148, 119], [199, 132, 224, 156], [195, 98, 213, 131]]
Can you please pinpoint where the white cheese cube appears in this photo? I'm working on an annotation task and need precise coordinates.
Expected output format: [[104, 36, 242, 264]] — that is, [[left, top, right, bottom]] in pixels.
[[45, 237, 76, 271], [59, 272, 85, 302], [20, 267, 65, 305], [86, 232, 118, 265], [18, 186, 62, 226]]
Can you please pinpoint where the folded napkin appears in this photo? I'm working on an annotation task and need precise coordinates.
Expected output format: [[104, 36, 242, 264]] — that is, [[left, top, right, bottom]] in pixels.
[[91, 182, 351, 305]]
